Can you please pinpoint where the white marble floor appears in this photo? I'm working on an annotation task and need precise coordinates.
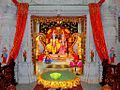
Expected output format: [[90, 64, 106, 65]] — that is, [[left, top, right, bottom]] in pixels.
[[16, 81, 101, 90]]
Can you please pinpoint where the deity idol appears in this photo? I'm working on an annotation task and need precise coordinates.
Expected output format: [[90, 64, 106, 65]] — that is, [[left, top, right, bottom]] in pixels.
[[1, 47, 8, 64], [52, 31, 56, 47], [59, 44, 66, 55], [43, 55, 52, 64], [110, 47, 116, 63], [45, 29, 67, 55], [90, 50, 94, 62], [46, 39, 53, 53], [58, 32, 67, 54], [46, 39, 61, 54]]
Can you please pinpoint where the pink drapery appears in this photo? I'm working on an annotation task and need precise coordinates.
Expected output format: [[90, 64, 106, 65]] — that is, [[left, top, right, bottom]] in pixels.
[[89, 0, 110, 63], [8, 0, 29, 63]]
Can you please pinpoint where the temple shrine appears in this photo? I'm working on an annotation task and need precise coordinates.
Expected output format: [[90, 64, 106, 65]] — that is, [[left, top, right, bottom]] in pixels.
[[0, 0, 120, 90]]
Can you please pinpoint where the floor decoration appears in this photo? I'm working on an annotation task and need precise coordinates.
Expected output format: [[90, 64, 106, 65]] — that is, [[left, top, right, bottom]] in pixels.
[[35, 70, 83, 90]]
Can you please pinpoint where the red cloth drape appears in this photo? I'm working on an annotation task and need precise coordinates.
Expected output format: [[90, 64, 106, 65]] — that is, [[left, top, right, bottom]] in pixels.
[[89, 3, 110, 63], [12, 0, 18, 5], [98, 0, 105, 6], [8, 3, 29, 62]]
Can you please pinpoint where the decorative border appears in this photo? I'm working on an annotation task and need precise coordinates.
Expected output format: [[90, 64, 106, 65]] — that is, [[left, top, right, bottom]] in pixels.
[[31, 16, 86, 23], [37, 72, 80, 88]]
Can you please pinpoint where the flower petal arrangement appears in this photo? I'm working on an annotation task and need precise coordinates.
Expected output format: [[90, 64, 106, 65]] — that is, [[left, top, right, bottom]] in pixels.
[[50, 72, 62, 80]]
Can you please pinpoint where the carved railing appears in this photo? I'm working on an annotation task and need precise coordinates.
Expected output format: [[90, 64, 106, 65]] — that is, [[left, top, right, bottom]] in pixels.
[[101, 60, 120, 90], [0, 60, 16, 90]]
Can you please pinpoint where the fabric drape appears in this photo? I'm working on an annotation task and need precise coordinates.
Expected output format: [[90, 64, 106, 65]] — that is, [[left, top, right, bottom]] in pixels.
[[8, 3, 29, 62], [88, 3, 110, 63], [12, 0, 18, 5], [98, 0, 105, 6]]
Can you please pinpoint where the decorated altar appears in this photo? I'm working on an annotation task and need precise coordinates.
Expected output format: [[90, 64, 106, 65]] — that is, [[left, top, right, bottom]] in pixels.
[[31, 16, 86, 75], [30, 16, 86, 89]]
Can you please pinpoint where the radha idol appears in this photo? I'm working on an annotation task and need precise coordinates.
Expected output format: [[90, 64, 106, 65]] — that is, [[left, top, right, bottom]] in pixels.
[[58, 33, 67, 55]]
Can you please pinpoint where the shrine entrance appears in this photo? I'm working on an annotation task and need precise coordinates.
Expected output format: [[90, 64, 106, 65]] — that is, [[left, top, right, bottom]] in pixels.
[[31, 16, 86, 74]]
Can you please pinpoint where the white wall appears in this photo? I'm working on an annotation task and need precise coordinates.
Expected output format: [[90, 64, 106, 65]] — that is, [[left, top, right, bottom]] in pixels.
[[0, 6, 16, 63], [102, 1, 120, 63]]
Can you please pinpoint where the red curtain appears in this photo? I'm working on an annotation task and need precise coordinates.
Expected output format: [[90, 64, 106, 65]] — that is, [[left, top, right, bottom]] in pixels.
[[8, 3, 29, 62], [89, 3, 110, 63]]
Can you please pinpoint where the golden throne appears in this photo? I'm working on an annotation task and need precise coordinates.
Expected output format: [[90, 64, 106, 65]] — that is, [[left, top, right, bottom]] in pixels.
[[35, 26, 84, 61]]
